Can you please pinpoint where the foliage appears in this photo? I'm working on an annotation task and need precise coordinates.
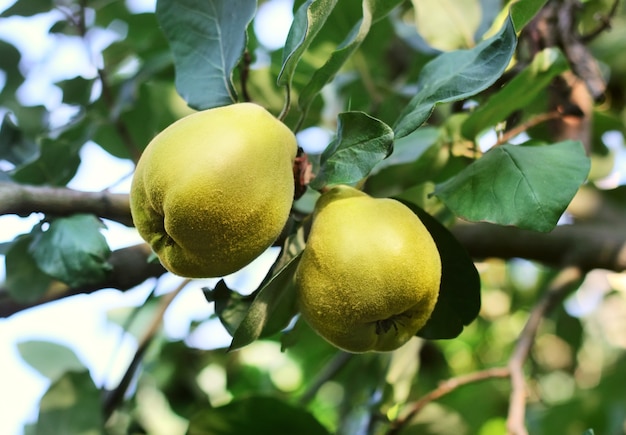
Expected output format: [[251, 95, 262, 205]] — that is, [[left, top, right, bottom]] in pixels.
[[1, 0, 626, 434]]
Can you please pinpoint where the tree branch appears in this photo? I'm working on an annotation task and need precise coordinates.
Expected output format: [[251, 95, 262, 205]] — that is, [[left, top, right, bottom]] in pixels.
[[451, 221, 626, 272], [0, 182, 133, 226], [506, 266, 583, 435], [0, 243, 166, 317], [103, 278, 190, 420], [387, 367, 511, 434]]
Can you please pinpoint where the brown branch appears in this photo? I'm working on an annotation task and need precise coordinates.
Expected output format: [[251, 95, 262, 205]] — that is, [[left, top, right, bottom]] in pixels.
[[0, 182, 132, 226], [387, 367, 511, 434], [451, 221, 626, 273], [506, 266, 583, 434], [493, 111, 562, 147], [0, 243, 166, 318], [103, 278, 190, 420]]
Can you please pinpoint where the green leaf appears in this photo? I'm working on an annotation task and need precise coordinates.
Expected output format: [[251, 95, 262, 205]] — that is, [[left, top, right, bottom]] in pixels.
[[187, 396, 330, 435], [396, 199, 481, 339], [155, 0, 256, 109], [17, 340, 86, 380], [56, 77, 95, 106], [0, 40, 24, 99], [310, 111, 393, 190], [412, 0, 482, 51], [4, 234, 53, 304], [34, 371, 104, 435], [29, 215, 112, 288], [229, 253, 302, 351], [393, 15, 517, 139], [204, 280, 255, 336], [297, 0, 403, 110], [510, 0, 549, 32], [434, 141, 591, 232], [370, 126, 440, 175], [0, 0, 52, 17], [0, 113, 39, 166], [462, 48, 569, 139], [11, 136, 82, 185], [277, 0, 339, 87]]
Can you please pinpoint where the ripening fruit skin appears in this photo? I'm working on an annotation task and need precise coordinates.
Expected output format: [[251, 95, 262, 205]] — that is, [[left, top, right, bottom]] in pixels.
[[296, 185, 441, 353], [130, 103, 297, 278]]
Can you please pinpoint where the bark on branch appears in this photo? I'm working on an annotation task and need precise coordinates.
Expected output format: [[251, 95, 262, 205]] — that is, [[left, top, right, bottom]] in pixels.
[[2, 184, 626, 318], [0, 243, 166, 317], [0, 182, 133, 226], [451, 221, 626, 272]]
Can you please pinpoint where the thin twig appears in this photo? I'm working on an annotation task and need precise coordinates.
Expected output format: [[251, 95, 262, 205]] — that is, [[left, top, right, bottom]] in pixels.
[[581, 0, 621, 42], [72, 0, 142, 163], [493, 111, 561, 147], [506, 266, 583, 435], [387, 367, 511, 435], [102, 278, 191, 420]]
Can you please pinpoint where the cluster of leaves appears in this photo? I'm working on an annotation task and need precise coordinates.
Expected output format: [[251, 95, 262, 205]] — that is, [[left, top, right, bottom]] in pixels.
[[1, 0, 626, 434]]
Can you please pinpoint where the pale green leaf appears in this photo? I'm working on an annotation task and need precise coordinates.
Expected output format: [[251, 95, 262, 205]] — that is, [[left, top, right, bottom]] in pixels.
[[35, 371, 103, 435], [17, 341, 85, 380], [298, 0, 403, 110], [277, 0, 339, 87], [434, 141, 591, 232], [412, 0, 482, 51], [394, 15, 517, 139]]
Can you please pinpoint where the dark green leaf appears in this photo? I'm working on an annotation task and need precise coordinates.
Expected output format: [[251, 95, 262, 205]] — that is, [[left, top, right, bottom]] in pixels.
[[434, 141, 591, 232], [297, 0, 403, 110], [93, 80, 180, 159], [229, 253, 302, 351], [396, 199, 481, 339], [204, 280, 255, 336], [187, 396, 330, 435], [0, 40, 24, 98], [17, 340, 86, 380], [462, 48, 569, 139], [57, 77, 95, 106], [277, 0, 339, 87], [510, 0, 549, 31], [310, 111, 393, 190], [156, 0, 256, 109], [34, 371, 104, 435], [0, 0, 52, 17], [29, 215, 112, 288], [5, 234, 53, 304], [11, 120, 88, 186], [0, 114, 39, 166], [394, 15, 517, 139]]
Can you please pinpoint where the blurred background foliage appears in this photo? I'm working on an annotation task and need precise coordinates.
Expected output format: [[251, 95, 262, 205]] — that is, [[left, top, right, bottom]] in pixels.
[[1, 0, 626, 434]]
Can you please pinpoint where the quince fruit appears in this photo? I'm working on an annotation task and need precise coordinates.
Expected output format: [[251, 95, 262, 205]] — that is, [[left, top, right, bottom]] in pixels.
[[296, 185, 441, 352], [130, 103, 297, 278]]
